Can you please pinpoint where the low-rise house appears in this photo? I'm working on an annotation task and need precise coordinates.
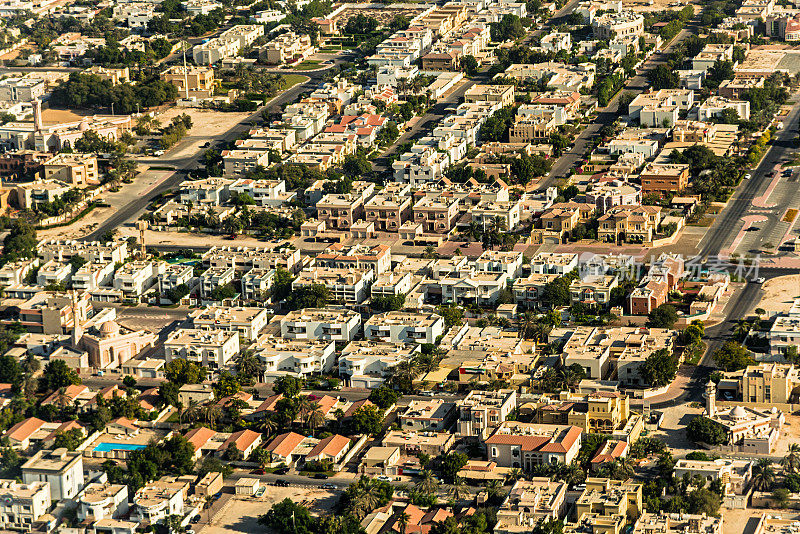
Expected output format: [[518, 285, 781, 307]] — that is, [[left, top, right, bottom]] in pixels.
[[164, 328, 240, 371], [41, 153, 99, 187], [485, 421, 583, 469], [264, 432, 315, 465], [399, 399, 457, 432], [673, 458, 752, 495], [21, 448, 83, 501], [77, 483, 129, 522], [113, 261, 164, 300], [306, 434, 351, 463], [200, 267, 235, 300], [360, 446, 401, 476], [364, 311, 444, 344], [339, 341, 419, 388], [632, 513, 722, 534], [698, 96, 751, 121], [280, 307, 361, 341], [457, 389, 517, 439], [639, 163, 689, 198]]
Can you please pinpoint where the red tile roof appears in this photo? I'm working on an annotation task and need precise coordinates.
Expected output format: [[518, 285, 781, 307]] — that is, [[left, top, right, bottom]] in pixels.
[[307, 434, 350, 459], [265, 432, 305, 458]]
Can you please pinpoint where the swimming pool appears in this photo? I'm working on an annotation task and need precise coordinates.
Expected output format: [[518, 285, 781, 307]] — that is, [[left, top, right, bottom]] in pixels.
[[92, 443, 147, 452]]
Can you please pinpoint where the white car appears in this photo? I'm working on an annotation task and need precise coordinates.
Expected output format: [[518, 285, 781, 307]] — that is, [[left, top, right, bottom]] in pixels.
[[376, 475, 391, 481], [755, 277, 765, 284], [744, 173, 751, 179]]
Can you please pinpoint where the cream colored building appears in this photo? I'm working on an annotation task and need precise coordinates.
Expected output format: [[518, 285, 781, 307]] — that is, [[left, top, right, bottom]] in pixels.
[[160, 65, 215, 98], [41, 153, 99, 188]]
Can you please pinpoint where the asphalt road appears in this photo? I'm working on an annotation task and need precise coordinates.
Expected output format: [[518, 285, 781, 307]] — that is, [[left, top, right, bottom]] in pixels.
[[697, 97, 800, 259]]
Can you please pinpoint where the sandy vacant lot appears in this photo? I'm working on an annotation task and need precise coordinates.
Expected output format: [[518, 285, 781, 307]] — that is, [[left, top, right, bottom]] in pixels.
[[40, 108, 96, 124], [203, 486, 339, 534], [756, 274, 800, 315]]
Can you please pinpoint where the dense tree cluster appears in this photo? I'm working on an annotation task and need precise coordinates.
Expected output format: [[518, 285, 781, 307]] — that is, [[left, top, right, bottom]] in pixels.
[[51, 73, 179, 113]]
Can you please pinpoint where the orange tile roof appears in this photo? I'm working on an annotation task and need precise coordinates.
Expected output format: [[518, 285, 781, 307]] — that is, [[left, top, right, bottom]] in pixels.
[[185, 426, 217, 451], [307, 434, 350, 459], [222, 429, 261, 452], [265, 432, 305, 458], [5, 417, 45, 442]]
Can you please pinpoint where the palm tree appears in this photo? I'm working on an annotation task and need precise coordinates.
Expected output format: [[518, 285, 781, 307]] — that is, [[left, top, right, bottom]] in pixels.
[[22, 374, 37, 400], [21, 354, 39, 374], [784, 444, 800, 474], [54, 387, 72, 408], [416, 470, 439, 495], [612, 457, 635, 480], [506, 468, 524, 483], [485, 479, 505, 502], [204, 403, 222, 429], [258, 414, 278, 437], [308, 409, 326, 435], [298, 397, 319, 428], [752, 458, 776, 491], [180, 399, 200, 425], [205, 494, 214, 523], [235, 350, 264, 382], [396, 511, 411, 534], [448, 476, 469, 501]]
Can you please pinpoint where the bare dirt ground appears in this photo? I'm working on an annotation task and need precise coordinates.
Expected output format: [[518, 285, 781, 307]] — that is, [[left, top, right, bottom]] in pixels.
[[202, 487, 338, 534], [37, 169, 175, 240], [41, 108, 95, 124], [755, 274, 800, 315], [154, 107, 255, 160]]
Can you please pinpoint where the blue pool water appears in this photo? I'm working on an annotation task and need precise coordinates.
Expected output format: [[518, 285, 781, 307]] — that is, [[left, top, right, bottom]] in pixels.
[[93, 443, 147, 452]]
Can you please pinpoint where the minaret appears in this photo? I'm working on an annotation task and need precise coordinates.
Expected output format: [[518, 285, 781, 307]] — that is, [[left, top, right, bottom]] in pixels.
[[705, 381, 717, 417], [32, 99, 43, 132], [136, 221, 147, 256], [70, 290, 83, 348]]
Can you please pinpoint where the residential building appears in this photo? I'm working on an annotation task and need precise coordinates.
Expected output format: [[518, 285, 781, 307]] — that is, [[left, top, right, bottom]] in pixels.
[[698, 96, 751, 121], [164, 328, 240, 370], [569, 275, 619, 306], [364, 311, 445, 344], [575, 478, 643, 520], [339, 341, 419, 388], [592, 11, 644, 39], [0, 77, 45, 102], [0, 480, 51, 532], [530, 252, 579, 275], [673, 458, 752, 495], [130, 477, 189, 524], [221, 149, 271, 176], [458, 389, 517, 439], [280, 307, 362, 341], [192, 25, 264, 64], [628, 89, 694, 127], [253, 336, 336, 377], [14, 179, 70, 209], [315, 243, 391, 274], [292, 267, 374, 304], [463, 84, 515, 106], [189, 306, 270, 342], [597, 205, 663, 244], [632, 513, 722, 534], [485, 421, 583, 469], [382, 430, 455, 456], [471, 200, 522, 231], [639, 163, 689, 198], [306, 435, 351, 463], [364, 192, 412, 231], [21, 448, 83, 501], [41, 153, 98, 187], [200, 267, 235, 300], [158, 264, 193, 297], [399, 399, 457, 432], [77, 483, 129, 522], [113, 261, 164, 300], [316, 192, 366, 230], [262, 32, 315, 65], [412, 195, 460, 234], [495, 478, 568, 534], [722, 362, 800, 404]]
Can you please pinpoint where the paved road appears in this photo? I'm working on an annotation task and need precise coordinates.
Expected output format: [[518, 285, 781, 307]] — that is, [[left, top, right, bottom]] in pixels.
[[697, 96, 800, 258]]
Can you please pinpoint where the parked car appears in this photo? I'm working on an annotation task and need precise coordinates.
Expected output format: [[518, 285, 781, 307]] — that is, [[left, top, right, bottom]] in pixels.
[[275, 467, 290, 475], [376, 475, 391, 481], [274, 479, 290, 487], [321, 483, 336, 490], [191, 516, 201, 524], [313, 473, 329, 479], [251, 469, 265, 475]]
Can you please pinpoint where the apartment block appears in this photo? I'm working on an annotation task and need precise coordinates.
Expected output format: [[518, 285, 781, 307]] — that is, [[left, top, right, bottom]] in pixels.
[[364, 311, 445, 344], [280, 307, 362, 341], [262, 32, 315, 65], [291, 267, 374, 304], [458, 389, 517, 439], [639, 163, 689, 198], [160, 65, 215, 97], [164, 328, 240, 370]]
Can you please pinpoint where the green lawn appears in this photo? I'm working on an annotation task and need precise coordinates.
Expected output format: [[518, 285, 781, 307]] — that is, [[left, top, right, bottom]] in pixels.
[[293, 60, 323, 71], [282, 74, 308, 89]]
